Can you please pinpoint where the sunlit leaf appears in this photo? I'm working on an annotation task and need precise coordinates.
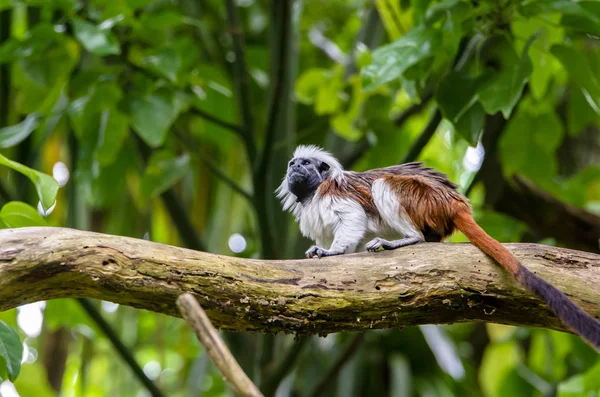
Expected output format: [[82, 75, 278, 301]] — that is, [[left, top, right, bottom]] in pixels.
[[295, 68, 328, 105], [0, 113, 39, 148], [477, 35, 534, 118], [361, 27, 442, 91], [519, 1, 600, 36], [499, 105, 564, 185], [511, 15, 563, 100], [480, 341, 521, 397], [552, 44, 600, 114], [72, 18, 120, 56], [0, 153, 59, 211], [375, 0, 409, 40], [0, 320, 23, 382], [140, 151, 191, 198], [0, 201, 47, 228]]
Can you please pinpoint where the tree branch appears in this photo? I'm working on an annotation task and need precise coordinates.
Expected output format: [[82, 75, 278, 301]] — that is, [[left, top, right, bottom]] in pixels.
[[1, 227, 599, 334], [77, 298, 167, 397], [260, 336, 309, 397], [188, 106, 241, 134], [400, 109, 442, 163], [225, 0, 257, 166], [309, 333, 364, 397], [176, 293, 263, 397]]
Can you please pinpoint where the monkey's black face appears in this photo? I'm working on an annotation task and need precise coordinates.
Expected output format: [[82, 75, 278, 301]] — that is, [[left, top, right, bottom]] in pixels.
[[287, 157, 331, 202]]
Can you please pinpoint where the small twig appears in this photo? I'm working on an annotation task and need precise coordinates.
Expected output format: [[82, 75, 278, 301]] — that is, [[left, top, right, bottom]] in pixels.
[[225, 0, 257, 166], [188, 106, 242, 134], [174, 129, 253, 202], [176, 293, 264, 397], [77, 298, 167, 397], [394, 89, 434, 126], [309, 333, 365, 397], [122, 54, 240, 136], [261, 336, 310, 397], [340, 139, 371, 169], [199, 157, 253, 202], [400, 109, 442, 163]]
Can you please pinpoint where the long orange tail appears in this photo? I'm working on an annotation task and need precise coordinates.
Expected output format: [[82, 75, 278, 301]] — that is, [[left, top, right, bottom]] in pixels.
[[454, 209, 600, 352]]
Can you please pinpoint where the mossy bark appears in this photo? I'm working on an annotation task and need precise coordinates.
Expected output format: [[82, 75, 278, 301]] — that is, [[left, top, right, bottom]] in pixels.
[[1, 227, 598, 334]]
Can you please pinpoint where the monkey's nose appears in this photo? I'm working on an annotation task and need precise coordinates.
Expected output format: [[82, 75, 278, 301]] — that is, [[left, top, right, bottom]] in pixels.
[[292, 163, 303, 171]]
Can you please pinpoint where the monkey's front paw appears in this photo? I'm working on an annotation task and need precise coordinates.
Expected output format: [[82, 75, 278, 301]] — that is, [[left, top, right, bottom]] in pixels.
[[366, 238, 389, 252], [305, 246, 341, 259]]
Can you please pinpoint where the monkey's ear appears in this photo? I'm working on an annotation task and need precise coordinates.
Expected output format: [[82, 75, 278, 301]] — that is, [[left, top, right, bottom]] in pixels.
[[320, 162, 330, 171]]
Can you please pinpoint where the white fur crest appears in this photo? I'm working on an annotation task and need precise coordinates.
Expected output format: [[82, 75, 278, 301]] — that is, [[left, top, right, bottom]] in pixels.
[[275, 145, 345, 214]]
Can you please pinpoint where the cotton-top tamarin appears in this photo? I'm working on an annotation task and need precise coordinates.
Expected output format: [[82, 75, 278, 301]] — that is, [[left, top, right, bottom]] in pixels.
[[277, 145, 600, 352]]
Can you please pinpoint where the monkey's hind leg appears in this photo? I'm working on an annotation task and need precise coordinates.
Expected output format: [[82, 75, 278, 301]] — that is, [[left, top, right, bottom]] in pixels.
[[366, 236, 422, 252]]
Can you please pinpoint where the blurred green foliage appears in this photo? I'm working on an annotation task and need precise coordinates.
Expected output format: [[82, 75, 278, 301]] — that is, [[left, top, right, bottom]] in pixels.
[[0, 0, 598, 396]]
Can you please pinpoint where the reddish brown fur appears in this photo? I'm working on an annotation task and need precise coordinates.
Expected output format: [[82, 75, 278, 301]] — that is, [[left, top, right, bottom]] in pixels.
[[317, 162, 470, 240], [317, 174, 379, 215], [313, 162, 599, 351], [454, 208, 520, 276]]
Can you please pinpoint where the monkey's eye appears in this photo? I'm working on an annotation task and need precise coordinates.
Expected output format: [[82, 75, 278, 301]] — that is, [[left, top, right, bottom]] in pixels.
[[302, 160, 310, 165], [288, 160, 295, 166]]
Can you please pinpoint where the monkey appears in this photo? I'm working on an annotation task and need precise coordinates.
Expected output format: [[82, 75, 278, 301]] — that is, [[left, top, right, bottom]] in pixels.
[[276, 144, 600, 352]]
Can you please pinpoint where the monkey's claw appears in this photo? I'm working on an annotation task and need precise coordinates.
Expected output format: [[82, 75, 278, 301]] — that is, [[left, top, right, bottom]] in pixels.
[[305, 246, 326, 258], [366, 238, 387, 252], [305, 246, 342, 258]]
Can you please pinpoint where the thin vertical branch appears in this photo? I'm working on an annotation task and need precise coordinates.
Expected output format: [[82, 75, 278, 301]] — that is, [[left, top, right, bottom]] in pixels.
[[261, 336, 310, 397], [78, 298, 167, 397], [225, 0, 257, 166], [309, 333, 365, 397], [257, 0, 292, 181], [253, 0, 294, 259], [0, 8, 11, 128], [400, 109, 442, 163]]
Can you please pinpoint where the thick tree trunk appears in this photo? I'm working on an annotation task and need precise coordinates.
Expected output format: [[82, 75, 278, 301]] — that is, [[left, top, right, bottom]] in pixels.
[[1, 227, 598, 334]]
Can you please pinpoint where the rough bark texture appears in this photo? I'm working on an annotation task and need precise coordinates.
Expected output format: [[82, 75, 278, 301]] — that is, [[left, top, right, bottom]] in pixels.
[[1, 227, 599, 334]]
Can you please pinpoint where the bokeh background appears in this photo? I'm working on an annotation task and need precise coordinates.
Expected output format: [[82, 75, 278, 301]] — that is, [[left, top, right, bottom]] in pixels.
[[0, 0, 599, 396]]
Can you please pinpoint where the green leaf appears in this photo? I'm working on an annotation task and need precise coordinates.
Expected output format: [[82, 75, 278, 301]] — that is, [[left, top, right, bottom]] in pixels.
[[499, 105, 564, 185], [436, 71, 487, 144], [0, 202, 47, 228], [72, 18, 120, 56], [361, 27, 442, 91], [141, 47, 181, 83], [0, 114, 40, 148], [479, 341, 521, 397], [140, 151, 190, 198], [552, 44, 600, 114], [295, 68, 328, 105], [477, 36, 534, 118], [0, 320, 23, 382], [519, 1, 600, 36], [511, 14, 563, 100], [0, 154, 59, 211], [129, 89, 184, 148], [568, 88, 599, 136], [96, 108, 130, 166]]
